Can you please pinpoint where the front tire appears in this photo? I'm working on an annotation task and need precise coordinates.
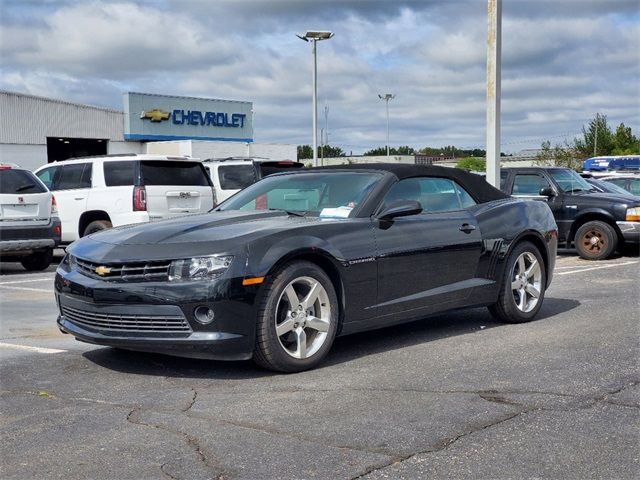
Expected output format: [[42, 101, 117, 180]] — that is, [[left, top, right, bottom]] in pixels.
[[574, 220, 616, 260], [21, 249, 53, 271], [489, 241, 546, 324], [83, 220, 112, 237], [253, 261, 339, 372]]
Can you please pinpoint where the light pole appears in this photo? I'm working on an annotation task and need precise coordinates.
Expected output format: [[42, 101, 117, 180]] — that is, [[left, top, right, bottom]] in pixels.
[[378, 94, 395, 157], [297, 30, 334, 167]]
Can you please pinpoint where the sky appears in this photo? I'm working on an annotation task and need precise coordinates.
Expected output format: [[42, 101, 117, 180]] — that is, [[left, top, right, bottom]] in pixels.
[[1, 0, 639, 154]]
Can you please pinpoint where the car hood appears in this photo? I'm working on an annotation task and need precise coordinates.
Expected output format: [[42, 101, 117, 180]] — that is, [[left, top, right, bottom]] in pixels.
[[67, 210, 332, 263], [87, 210, 314, 246], [575, 191, 640, 205]]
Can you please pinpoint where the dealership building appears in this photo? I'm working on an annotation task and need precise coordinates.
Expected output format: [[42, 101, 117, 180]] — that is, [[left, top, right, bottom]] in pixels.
[[0, 90, 296, 171]]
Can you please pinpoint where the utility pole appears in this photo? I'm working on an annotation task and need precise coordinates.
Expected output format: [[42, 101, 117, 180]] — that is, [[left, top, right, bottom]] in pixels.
[[485, 0, 502, 187], [593, 113, 599, 156], [378, 94, 395, 157]]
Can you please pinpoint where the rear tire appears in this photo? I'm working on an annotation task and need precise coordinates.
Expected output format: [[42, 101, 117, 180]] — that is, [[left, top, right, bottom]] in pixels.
[[489, 241, 546, 324], [253, 261, 339, 373], [21, 249, 53, 271], [83, 220, 112, 237], [574, 221, 616, 260]]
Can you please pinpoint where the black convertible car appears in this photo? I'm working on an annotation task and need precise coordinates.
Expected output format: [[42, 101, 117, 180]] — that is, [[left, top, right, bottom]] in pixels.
[[56, 164, 557, 372]]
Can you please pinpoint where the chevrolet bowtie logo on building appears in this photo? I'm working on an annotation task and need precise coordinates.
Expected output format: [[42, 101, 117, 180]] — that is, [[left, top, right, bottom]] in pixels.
[[140, 108, 170, 122], [94, 266, 112, 276]]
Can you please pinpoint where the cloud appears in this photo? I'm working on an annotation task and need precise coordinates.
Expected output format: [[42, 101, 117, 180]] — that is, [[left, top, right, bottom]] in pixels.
[[0, 0, 638, 153]]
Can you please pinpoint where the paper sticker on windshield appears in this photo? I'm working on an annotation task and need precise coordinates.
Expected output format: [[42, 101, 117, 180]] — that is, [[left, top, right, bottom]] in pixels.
[[320, 206, 352, 219]]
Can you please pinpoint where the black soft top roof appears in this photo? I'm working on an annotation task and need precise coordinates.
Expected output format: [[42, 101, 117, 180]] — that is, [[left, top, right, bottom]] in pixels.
[[312, 163, 509, 203]]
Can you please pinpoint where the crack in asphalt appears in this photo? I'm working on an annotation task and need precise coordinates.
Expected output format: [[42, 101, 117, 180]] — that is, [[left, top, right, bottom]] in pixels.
[[181, 388, 198, 413], [4, 379, 637, 479], [126, 406, 229, 480], [349, 379, 640, 479]]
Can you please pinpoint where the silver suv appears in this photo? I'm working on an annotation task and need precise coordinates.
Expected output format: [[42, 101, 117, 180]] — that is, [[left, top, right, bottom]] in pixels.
[[0, 164, 61, 270]]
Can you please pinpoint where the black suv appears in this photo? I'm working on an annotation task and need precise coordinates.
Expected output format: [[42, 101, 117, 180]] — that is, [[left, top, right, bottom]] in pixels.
[[500, 167, 640, 260]]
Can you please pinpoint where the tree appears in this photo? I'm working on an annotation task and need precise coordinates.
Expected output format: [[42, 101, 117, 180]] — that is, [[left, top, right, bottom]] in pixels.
[[574, 113, 613, 157], [320, 145, 346, 158], [363, 146, 415, 156], [534, 140, 582, 171], [297, 145, 313, 159], [611, 123, 640, 155], [456, 157, 485, 172], [297, 144, 346, 159]]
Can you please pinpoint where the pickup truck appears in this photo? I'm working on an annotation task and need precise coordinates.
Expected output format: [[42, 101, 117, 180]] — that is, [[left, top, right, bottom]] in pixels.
[[500, 167, 640, 260]]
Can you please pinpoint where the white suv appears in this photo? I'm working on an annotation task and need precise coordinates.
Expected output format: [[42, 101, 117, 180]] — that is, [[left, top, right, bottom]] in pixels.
[[34, 154, 215, 243], [203, 157, 303, 203], [0, 163, 61, 270]]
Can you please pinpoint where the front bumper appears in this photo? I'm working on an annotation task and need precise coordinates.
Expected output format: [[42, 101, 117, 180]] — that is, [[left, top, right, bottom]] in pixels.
[[616, 221, 640, 243], [55, 265, 259, 361], [0, 218, 61, 254]]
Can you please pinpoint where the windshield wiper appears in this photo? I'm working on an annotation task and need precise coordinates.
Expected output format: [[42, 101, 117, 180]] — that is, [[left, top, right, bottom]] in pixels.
[[15, 184, 35, 192], [268, 208, 306, 217]]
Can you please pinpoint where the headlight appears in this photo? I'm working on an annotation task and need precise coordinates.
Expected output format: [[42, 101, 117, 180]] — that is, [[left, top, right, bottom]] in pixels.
[[626, 207, 640, 222], [168, 255, 233, 281]]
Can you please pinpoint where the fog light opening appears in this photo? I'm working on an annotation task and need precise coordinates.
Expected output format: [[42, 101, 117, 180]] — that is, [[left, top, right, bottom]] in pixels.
[[194, 306, 215, 325]]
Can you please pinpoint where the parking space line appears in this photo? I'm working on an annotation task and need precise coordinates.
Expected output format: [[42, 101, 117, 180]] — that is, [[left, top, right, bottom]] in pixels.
[[0, 277, 55, 285], [0, 285, 52, 293], [556, 261, 638, 275], [0, 342, 66, 354]]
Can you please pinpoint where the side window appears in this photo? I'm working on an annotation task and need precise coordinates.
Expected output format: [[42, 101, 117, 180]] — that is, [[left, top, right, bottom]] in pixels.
[[57, 163, 91, 190], [629, 179, 640, 196], [383, 177, 466, 213], [512, 174, 550, 195], [36, 166, 58, 190], [104, 161, 136, 186], [500, 170, 509, 190], [454, 182, 477, 208]]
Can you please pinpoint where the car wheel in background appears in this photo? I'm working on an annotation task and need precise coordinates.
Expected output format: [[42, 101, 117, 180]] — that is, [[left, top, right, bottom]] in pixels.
[[20, 249, 53, 271], [253, 261, 339, 372], [83, 220, 112, 237], [574, 221, 616, 260], [489, 241, 546, 324]]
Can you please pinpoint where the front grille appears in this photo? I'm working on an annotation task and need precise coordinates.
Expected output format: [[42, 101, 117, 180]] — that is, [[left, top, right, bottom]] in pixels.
[[61, 305, 191, 333], [73, 257, 171, 282]]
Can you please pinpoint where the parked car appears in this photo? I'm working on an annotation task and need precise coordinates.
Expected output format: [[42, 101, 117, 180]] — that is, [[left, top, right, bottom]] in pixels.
[[203, 157, 304, 203], [500, 167, 640, 260], [582, 155, 640, 173], [56, 164, 557, 372], [584, 177, 639, 197], [600, 175, 640, 197], [34, 154, 215, 243], [0, 163, 61, 270]]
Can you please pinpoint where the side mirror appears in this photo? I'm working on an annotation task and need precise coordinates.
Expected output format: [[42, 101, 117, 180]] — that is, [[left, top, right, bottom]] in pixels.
[[539, 187, 555, 197], [377, 200, 423, 221]]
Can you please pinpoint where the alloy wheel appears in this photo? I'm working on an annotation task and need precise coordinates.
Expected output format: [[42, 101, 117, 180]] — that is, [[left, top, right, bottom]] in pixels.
[[580, 228, 605, 255], [510, 252, 543, 313], [274, 276, 331, 359]]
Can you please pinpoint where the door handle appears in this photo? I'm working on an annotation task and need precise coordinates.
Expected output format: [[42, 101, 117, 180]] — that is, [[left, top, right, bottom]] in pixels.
[[74, 197, 85, 200], [459, 223, 476, 233]]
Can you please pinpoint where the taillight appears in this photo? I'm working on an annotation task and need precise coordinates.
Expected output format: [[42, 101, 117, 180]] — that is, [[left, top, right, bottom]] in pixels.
[[51, 195, 58, 215], [53, 224, 61, 236], [133, 186, 147, 211]]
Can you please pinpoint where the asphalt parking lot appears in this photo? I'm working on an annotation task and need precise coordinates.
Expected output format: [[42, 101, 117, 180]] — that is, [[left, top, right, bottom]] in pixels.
[[1, 250, 638, 480]]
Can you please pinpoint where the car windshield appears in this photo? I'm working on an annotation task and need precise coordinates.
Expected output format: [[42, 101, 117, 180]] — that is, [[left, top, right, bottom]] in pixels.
[[599, 180, 635, 196], [548, 169, 592, 193], [218, 171, 382, 216]]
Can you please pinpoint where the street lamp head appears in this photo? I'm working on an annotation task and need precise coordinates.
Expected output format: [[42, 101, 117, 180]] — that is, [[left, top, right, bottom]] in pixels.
[[298, 30, 334, 41], [379, 93, 395, 101]]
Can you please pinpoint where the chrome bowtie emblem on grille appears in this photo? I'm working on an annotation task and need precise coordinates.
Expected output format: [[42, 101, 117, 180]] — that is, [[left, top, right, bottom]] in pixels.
[[95, 266, 111, 276], [179, 192, 192, 199]]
